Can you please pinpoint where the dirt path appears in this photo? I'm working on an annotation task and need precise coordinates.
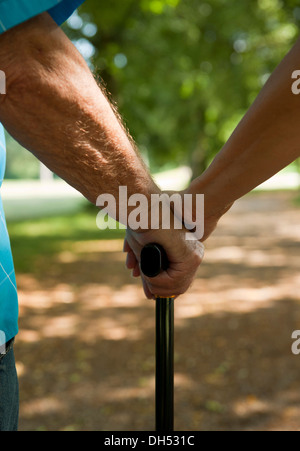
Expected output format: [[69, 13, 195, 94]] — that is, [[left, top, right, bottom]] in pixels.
[[15, 191, 300, 431]]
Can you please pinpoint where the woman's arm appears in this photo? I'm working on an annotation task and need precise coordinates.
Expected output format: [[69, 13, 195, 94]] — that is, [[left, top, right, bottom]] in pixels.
[[189, 37, 300, 241]]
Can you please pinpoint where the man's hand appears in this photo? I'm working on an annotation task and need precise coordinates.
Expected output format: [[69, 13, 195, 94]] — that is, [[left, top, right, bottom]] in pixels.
[[124, 219, 205, 299]]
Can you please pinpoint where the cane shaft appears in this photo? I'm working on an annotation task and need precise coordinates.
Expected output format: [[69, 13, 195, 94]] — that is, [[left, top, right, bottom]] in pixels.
[[156, 297, 174, 432]]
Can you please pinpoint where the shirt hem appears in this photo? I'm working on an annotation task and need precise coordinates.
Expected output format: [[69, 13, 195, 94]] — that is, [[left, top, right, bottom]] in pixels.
[[0, 0, 62, 33]]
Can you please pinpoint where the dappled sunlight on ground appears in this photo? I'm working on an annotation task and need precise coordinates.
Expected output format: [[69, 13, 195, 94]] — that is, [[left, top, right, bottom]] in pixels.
[[12, 192, 300, 431]]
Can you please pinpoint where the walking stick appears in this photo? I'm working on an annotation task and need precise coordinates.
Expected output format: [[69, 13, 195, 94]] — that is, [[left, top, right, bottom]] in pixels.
[[141, 244, 175, 432]]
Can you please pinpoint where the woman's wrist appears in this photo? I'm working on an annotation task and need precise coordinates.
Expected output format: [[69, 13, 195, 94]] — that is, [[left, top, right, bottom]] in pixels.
[[188, 177, 234, 222]]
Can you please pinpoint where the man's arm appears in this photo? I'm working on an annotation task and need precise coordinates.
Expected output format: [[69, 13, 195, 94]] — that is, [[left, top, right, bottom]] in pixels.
[[0, 13, 204, 298], [187, 37, 300, 241], [0, 13, 157, 208]]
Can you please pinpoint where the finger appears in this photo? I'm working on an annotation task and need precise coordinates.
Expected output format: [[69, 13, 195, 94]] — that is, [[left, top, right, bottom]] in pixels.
[[124, 231, 142, 259], [143, 269, 192, 298], [126, 250, 137, 270], [142, 278, 154, 300], [123, 239, 131, 253], [132, 262, 141, 278]]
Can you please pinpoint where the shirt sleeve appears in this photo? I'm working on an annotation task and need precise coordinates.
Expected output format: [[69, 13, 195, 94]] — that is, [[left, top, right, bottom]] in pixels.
[[0, 0, 85, 33], [48, 0, 85, 26]]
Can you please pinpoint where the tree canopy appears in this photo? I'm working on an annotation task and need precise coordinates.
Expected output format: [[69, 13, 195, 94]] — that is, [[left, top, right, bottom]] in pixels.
[[64, 0, 300, 176], [5, 0, 300, 179]]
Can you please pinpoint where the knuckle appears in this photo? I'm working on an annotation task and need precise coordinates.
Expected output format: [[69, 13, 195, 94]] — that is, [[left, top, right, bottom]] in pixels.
[[191, 245, 204, 266], [194, 252, 203, 266]]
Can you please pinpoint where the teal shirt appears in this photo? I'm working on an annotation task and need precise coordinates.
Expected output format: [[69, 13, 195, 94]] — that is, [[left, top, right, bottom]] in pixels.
[[0, 127, 18, 346], [0, 0, 85, 345], [0, 0, 85, 31]]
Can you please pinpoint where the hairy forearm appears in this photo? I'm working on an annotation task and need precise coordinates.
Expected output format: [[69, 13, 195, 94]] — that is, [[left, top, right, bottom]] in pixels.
[[191, 37, 300, 218], [0, 13, 159, 215]]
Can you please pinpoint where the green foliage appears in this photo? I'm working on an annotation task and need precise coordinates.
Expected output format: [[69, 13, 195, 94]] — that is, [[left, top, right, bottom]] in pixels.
[[5, 1, 300, 179], [65, 0, 300, 176], [5, 132, 40, 179]]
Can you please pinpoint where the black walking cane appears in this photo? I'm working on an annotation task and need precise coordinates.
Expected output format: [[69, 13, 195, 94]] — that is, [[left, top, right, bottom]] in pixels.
[[141, 243, 175, 432]]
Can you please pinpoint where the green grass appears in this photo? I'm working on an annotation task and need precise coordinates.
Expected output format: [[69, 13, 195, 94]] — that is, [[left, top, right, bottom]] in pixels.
[[3, 197, 85, 222], [7, 206, 126, 274]]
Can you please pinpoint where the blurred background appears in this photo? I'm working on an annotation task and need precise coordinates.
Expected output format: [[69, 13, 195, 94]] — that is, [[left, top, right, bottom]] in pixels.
[[4, 0, 300, 431]]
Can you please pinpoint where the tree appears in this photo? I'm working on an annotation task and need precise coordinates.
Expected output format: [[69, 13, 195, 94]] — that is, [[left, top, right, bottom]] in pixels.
[[64, 1, 300, 177]]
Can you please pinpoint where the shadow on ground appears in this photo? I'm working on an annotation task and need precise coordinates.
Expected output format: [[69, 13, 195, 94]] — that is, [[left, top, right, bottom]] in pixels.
[[10, 192, 300, 431]]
